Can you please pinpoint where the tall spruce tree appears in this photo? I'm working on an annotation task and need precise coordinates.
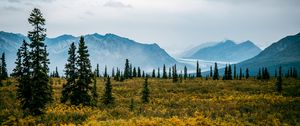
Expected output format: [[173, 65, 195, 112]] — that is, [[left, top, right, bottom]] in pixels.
[[163, 64, 167, 79], [96, 64, 100, 77], [196, 61, 200, 77], [239, 68, 242, 80], [102, 76, 114, 105], [104, 66, 108, 77], [133, 67, 137, 77], [16, 40, 32, 113], [275, 66, 282, 92], [24, 8, 52, 115], [61, 42, 77, 103], [1, 53, 8, 79], [210, 66, 213, 78], [213, 62, 219, 80], [124, 59, 130, 79], [184, 66, 187, 80], [141, 77, 150, 103], [72, 36, 93, 105], [137, 67, 141, 77], [157, 67, 160, 78], [172, 64, 178, 82], [152, 69, 155, 78], [246, 68, 249, 79], [168, 67, 171, 78], [12, 48, 22, 77]]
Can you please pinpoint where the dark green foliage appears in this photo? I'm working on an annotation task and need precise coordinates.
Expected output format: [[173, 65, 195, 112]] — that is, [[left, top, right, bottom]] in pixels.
[[133, 67, 137, 77], [124, 59, 130, 79], [213, 62, 219, 80], [102, 76, 114, 105], [72, 36, 93, 105], [141, 77, 150, 103], [168, 67, 172, 78], [16, 40, 32, 114], [152, 69, 155, 78], [172, 64, 178, 83], [228, 64, 232, 80], [157, 67, 160, 78], [184, 66, 187, 80], [137, 67, 141, 77], [0, 53, 8, 79], [96, 64, 100, 77], [196, 61, 200, 77], [210, 66, 213, 78], [12, 48, 23, 77], [55, 66, 59, 77], [257, 68, 262, 80], [104, 66, 108, 77], [61, 42, 77, 104], [275, 66, 283, 92], [162, 64, 167, 79], [112, 67, 115, 77], [142, 71, 145, 78], [246, 68, 249, 79], [18, 8, 53, 115]]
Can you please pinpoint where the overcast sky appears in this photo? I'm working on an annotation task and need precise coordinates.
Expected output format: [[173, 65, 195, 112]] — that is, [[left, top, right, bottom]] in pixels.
[[1, 0, 300, 55]]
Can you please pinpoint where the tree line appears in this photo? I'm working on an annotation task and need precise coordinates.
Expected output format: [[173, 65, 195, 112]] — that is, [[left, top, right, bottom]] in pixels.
[[1, 8, 298, 116]]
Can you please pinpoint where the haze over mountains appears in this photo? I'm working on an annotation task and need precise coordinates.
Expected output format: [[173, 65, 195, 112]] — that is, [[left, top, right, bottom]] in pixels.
[[0, 31, 180, 74], [0, 31, 300, 76], [181, 40, 262, 62]]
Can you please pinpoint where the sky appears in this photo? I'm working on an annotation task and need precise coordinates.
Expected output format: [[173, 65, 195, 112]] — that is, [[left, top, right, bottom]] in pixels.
[[1, 0, 300, 55]]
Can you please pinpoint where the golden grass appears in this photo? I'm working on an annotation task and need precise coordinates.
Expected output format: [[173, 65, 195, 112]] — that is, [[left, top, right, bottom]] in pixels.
[[0, 77, 299, 125]]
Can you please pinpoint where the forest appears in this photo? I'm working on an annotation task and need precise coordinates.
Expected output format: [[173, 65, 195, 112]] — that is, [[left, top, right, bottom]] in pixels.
[[0, 8, 299, 126]]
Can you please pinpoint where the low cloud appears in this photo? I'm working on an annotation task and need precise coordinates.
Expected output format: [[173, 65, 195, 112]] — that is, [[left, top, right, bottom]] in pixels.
[[3, 6, 22, 11], [103, 1, 132, 8]]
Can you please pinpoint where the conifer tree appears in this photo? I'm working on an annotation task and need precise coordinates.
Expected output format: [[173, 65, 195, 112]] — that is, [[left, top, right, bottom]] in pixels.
[[142, 71, 145, 78], [16, 40, 32, 113], [55, 66, 59, 77], [12, 48, 22, 77], [157, 67, 160, 78], [213, 62, 219, 80], [104, 65, 108, 77], [61, 42, 77, 103], [72, 36, 93, 105], [112, 67, 115, 77], [152, 69, 155, 78], [141, 77, 150, 103], [199, 68, 202, 78], [275, 66, 282, 92], [162, 64, 167, 79], [102, 76, 114, 105], [168, 67, 171, 78], [210, 66, 213, 78], [133, 67, 137, 77], [246, 68, 249, 79], [196, 61, 200, 77], [1, 53, 8, 79], [172, 64, 178, 82], [137, 67, 141, 77], [124, 59, 130, 79], [184, 66, 187, 80], [20, 8, 52, 115], [96, 64, 100, 77], [129, 64, 133, 79], [223, 65, 228, 80], [257, 68, 262, 80]]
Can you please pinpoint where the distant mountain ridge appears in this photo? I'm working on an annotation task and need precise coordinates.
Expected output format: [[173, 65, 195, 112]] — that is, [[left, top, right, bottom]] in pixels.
[[237, 32, 300, 75], [0, 31, 182, 74], [182, 40, 262, 62]]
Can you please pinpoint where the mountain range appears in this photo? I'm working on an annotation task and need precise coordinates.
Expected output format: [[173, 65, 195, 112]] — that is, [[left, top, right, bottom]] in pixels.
[[181, 40, 262, 62], [0, 31, 181, 74], [237, 32, 300, 75]]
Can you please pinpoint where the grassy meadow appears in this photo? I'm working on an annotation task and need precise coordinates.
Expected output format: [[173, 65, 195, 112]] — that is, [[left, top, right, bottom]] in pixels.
[[0, 77, 299, 125]]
